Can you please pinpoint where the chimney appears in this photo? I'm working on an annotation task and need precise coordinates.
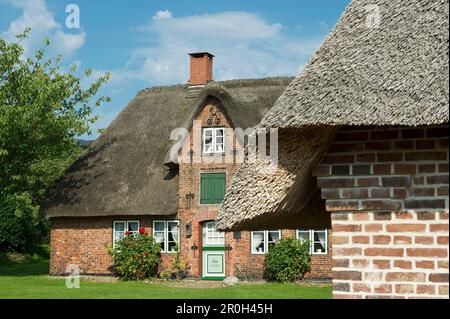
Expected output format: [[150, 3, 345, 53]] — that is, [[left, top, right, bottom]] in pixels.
[[188, 52, 214, 86]]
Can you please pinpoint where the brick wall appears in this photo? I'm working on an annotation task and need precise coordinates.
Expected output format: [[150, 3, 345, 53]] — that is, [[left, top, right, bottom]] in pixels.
[[313, 125, 449, 298], [50, 217, 113, 275], [50, 216, 173, 275]]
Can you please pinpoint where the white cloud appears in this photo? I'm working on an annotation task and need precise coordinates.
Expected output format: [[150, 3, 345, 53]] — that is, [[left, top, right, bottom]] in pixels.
[[1, 0, 86, 56], [111, 10, 324, 87], [153, 10, 173, 20]]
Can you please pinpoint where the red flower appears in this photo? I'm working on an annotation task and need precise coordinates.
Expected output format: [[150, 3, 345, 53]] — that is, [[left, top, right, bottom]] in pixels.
[[139, 227, 145, 235], [125, 231, 131, 236]]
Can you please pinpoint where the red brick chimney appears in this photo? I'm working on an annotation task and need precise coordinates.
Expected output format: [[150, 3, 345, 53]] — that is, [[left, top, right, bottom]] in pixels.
[[188, 52, 214, 86]]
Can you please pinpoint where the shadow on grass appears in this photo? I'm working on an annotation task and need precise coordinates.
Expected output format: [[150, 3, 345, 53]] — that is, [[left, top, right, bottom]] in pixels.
[[0, 244, 50, 276], [0, 260, 49, 276]]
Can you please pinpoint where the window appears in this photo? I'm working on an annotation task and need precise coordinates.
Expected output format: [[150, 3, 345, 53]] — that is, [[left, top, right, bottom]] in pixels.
[[204, 221, 225, 246], [296, 229, 328, 255], [113, 220, 139, 246], [251, 230, 281, 254], [153, 220, 180, 253], [200, 173, 226, 205], [203, 127, 225, 154]]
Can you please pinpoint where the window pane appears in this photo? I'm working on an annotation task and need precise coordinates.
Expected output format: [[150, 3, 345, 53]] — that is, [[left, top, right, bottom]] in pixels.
[[313, 230, 327, 253], [215, 129, 224, 137], [128, 221, 139, 232], [114, 221, 125, 232], [168, 241, 178, 252], [215, 129, 224, 153], [313, 242, 326, 253], [114, 231, 124, 241], [268, 231, 280, 243], [154, 221, 165, 232], [215, 143, 224, 153], [252, 232, 265, 253], [204, 129, 213, 153], [168, 221, 180, 243], [297, 230, 310, 242]]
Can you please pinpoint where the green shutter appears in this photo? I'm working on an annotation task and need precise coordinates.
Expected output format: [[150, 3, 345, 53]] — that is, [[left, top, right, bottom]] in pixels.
[[212, 173, 226, 204], [200, 174, 212, 204], [200, 173, 226, 204]]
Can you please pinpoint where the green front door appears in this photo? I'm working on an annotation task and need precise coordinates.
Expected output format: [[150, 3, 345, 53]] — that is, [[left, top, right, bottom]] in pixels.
[[202, 221, 225, 280]]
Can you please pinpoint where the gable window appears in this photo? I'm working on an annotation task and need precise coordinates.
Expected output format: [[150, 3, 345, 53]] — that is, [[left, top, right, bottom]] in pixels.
[[203, 127, 225, 154], [296, 229, 328, 255], [200, 173, 226, 205], [153, 220, 180, 253], [113, 220, 139, 246], [251, 230, 281, 254]]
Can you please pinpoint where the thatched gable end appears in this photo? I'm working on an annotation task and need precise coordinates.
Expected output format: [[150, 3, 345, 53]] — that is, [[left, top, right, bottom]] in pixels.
[[44, 77, 293, 218]]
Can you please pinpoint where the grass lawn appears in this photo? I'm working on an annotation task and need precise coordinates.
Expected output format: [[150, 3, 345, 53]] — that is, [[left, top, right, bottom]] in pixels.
[[0, 249, 331, 299]]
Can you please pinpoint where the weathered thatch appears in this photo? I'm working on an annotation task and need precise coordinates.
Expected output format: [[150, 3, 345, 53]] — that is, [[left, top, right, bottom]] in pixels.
[[262, 0, 449, 128], [217, 0, 449, 231], [218, 127, 337, 231], [45, 77, 293, 218]]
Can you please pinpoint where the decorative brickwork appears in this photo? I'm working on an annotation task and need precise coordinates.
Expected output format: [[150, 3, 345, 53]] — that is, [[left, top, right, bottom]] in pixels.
[[314, 125, 449, 298]]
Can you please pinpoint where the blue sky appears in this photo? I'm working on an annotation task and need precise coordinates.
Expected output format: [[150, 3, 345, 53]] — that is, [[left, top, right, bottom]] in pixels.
[[0, 0, 350, 139]]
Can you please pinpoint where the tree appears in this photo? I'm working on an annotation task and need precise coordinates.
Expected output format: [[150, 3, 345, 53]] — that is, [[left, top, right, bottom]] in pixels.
[[0, 29, 110, 252]]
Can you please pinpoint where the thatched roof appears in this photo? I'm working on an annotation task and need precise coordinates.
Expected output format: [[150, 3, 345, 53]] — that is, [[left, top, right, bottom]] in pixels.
[[262, 0, 449, 128], [45, 77, 293, 218], [217, 0, 449, 231]]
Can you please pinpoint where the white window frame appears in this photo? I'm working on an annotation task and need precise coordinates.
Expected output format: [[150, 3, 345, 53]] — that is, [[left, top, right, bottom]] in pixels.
[[251, 230, 281, 255], [153, 220, 180, 253], [202, 127, 225, 154], [296, 229, 328, 255], [204, 221, 225, 246], [113, 220, 140, 247]]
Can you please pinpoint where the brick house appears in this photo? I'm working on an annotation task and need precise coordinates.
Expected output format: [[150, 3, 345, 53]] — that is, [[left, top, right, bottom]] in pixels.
[[45, 53, 332, 280], [218, 0, 449, 299]]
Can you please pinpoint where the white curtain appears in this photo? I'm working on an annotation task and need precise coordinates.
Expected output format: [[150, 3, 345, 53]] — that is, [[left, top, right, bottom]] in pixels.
[[314, 231, 326, 251], [154, 232, 164, 243], [170, 223, 179, 242], [252, 232, 264, 251]]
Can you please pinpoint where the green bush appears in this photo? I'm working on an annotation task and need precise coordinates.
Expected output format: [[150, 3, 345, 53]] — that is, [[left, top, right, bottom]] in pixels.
[[0, 193, 39, 253], [108, 232, 161, 280], [264, 237, 311, 282]]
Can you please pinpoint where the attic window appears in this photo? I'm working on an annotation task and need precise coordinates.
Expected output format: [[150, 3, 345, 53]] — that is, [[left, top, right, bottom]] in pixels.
[[203, 127, 225, 154]]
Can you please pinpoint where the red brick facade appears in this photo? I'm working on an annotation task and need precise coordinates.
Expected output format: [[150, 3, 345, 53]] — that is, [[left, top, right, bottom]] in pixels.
[[313, 125, 449, 298], [50, 97, 333, 279]]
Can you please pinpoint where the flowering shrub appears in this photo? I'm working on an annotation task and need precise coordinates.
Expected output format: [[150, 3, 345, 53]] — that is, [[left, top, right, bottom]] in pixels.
[[264, 238, 311, 282], [108, 232, 161, 280]]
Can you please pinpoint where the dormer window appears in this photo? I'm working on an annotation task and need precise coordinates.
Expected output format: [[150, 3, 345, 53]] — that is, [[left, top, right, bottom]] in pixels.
[[203, 127, 225, 154]]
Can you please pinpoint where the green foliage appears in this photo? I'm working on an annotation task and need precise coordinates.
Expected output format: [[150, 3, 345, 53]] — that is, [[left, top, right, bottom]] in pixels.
[[170, 245, 188, 279], [108, 234, 161, 280], [264, 238, 311, 282], [0, 29, 110, 252], [0, 192, 38, 252]]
